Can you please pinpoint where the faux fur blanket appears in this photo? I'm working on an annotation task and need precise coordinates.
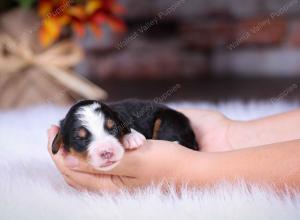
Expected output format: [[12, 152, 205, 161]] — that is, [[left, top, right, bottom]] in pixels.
[[0, 101, 300, 220]]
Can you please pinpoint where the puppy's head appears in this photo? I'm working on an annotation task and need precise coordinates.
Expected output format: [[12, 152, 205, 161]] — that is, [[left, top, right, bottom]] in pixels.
[[52, 100, 130, 171]]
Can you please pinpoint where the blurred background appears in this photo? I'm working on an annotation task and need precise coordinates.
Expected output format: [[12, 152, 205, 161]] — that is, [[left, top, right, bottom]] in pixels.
[[1, 0, 300, 109]]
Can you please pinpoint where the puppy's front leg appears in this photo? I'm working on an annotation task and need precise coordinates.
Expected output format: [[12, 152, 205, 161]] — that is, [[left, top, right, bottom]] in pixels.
[[122, 129, 146, 149]]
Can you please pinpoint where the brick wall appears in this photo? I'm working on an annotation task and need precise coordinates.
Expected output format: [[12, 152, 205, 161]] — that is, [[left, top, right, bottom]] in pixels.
[[80, 0, 300, 79]]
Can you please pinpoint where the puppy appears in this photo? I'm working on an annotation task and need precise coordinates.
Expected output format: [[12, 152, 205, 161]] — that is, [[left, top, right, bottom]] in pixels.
[[52, 99, 199, 171]]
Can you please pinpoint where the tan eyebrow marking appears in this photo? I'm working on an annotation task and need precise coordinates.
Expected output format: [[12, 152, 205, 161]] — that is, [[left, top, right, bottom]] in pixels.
[[106, 118, 115, 129], [78, 127, 87, 138], [152, 118, 162, 139]]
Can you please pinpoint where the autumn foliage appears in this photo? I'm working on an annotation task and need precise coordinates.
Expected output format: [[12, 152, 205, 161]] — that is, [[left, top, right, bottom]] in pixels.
[[38, 0, 125, 47]]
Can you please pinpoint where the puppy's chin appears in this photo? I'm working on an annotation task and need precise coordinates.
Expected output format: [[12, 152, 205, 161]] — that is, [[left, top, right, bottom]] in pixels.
[[87, 137, 124, 171], [93, 160, 121, 171]]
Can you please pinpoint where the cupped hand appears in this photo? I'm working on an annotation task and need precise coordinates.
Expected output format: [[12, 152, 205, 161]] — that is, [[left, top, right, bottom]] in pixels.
[[178, 109, 234, 152], [47, 108, 233, 192], [47, 126, 197, 192]]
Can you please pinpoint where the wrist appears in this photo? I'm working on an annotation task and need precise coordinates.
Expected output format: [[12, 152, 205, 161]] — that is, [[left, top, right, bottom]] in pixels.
[[227, 120, 254, 150], [173, 148, 217, 187], [228, 119, 273, 149]]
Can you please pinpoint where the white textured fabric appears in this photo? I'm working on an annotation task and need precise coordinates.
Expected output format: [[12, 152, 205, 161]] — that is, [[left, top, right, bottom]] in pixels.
[[0, 101, 300, 220]]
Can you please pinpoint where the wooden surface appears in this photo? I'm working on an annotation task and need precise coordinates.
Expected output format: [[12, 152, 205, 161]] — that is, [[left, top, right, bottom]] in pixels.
[[95, 77, 300, 103]]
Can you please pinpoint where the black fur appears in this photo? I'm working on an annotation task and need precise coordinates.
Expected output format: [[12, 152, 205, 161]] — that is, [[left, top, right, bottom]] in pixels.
[[59, 100, 94, 152], [108, 99, 199, 150], [53, 99, 199, 154]]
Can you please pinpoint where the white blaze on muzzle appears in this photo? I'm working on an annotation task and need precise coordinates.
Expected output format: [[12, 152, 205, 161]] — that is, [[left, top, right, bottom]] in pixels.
[[87, 136, 124, 170], [75, 102, 124, 170]]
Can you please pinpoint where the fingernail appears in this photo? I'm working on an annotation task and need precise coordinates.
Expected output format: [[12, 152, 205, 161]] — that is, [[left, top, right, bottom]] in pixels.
[[64, 156, 79, 168]]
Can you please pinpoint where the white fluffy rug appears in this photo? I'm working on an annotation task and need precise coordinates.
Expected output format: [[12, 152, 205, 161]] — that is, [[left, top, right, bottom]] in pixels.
[[1, 101, 300, 220]]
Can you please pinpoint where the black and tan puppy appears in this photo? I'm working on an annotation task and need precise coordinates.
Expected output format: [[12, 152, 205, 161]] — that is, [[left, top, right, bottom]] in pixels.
[[52, 99, 199, 171]]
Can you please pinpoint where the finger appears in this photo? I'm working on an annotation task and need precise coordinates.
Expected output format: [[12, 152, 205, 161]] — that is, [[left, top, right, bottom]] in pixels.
[[50, 148, 71, 176], [48, 138, 72, 178], [64, 155, 99, 174], [47, 125, 66, 172], [63, 151, 132, 176], [47, 125, 74, 175], [62, 168, 123, 192], [65, 140, 172, 179], [69, 140, 155, 176], [111, 139, 183, 176], [63, 174, 84, 191], [46, 127, 101, 177], [66, 146, 142, 176], [47, 125, 59, 141], [46, 126, 122, 192], [104, 140, 159, 176]]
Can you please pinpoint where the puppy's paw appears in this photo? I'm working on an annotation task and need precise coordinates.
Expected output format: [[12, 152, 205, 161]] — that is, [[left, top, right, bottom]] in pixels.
[[123, 129, 146, 150]]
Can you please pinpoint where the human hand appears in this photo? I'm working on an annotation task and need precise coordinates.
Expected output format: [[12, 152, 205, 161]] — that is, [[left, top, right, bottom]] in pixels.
[[47, 108, 234, 192], [178, 109, 234, 152], [48, 107, 300, 193], [180, 108, 300, 151], [47, 125, 203, 192]]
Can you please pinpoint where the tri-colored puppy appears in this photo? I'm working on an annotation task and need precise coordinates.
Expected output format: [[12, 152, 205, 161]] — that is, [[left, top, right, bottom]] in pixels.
[[52, 99, 199, 171]]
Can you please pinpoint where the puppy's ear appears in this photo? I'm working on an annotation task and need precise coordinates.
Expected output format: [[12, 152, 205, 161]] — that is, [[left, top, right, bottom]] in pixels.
[[52, 130, 63, 154]]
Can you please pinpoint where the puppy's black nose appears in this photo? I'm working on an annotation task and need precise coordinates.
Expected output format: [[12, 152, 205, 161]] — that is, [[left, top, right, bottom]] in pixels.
[[99, 151, 114, 160]]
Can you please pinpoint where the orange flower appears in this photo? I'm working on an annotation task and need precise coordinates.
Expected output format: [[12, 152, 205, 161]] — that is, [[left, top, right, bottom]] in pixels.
[[38, 0, 126, 47]]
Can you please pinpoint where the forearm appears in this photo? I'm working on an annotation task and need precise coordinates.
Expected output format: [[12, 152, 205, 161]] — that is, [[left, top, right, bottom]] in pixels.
[[180, 140, 300, 191], [229, 109, 300, 149]]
